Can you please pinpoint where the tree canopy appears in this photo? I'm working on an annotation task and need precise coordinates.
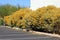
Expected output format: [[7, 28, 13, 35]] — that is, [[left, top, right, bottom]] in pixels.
[[0, 4, 21, 18]]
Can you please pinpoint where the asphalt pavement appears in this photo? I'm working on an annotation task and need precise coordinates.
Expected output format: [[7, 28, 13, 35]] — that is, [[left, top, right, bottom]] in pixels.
[[0, 26, 60, 40]]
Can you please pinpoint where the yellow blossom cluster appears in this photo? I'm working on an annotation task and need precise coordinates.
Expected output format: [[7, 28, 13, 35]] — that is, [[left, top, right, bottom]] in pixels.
[[4, 6, 60, 33]]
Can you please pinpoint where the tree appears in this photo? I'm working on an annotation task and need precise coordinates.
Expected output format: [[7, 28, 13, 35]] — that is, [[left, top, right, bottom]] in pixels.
[[0, 4, 18, 18]]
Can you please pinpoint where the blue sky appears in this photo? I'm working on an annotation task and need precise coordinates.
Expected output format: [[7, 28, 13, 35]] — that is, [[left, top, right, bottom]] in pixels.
[[0, 0, 30, 7]]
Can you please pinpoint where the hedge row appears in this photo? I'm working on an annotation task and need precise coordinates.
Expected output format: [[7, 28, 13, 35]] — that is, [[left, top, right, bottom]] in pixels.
[[4, 6, 60, 34]]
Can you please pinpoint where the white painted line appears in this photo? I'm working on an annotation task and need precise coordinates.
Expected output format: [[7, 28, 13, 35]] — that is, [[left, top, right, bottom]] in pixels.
[[0, 34, 35, 36]]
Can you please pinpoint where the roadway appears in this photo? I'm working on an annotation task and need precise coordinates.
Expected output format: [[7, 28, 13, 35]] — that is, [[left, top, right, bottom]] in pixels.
[[0, 26, 60, 40]]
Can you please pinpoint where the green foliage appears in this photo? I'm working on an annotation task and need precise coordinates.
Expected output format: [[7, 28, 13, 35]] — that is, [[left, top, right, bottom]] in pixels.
[[0, 18, 4, 25], [0, 4, 20, 18]]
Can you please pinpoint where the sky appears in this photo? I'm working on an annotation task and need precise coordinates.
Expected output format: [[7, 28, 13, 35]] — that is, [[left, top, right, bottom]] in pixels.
[[0, 0, 30, 7], [0, 0, 60, 10], [30, 0, 60, 10]]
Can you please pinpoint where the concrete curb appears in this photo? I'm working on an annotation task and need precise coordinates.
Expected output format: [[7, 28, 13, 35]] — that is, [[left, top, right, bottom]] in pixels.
[[12, 27, 60, 38], [32, 31, 60, 38], [1, 26, 60, 38]]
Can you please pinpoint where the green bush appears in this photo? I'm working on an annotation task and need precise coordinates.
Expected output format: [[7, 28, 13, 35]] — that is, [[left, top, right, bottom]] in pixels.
[[0, 18, 4, 25], [0, 4, 21, 18]]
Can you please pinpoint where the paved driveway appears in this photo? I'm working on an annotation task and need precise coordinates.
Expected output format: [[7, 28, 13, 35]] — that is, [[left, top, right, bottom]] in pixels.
[[0, 26, 60, 40]]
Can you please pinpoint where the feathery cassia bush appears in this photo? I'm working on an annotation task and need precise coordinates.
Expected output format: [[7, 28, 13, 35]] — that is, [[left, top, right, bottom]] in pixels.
[[4, 6, 60, 34]]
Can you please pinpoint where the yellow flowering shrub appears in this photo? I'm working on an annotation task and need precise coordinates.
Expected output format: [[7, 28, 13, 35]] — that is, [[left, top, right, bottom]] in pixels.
[[4, 8, 32, 28], [36, 5, 60, 32], [4, 15, 12, 26], [4, 6, 60, 34]]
